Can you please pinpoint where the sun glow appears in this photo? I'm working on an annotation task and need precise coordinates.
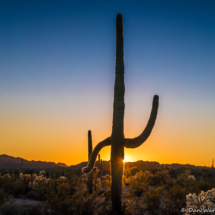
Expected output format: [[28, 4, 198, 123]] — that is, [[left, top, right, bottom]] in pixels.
[[123, 157, 129, 163]]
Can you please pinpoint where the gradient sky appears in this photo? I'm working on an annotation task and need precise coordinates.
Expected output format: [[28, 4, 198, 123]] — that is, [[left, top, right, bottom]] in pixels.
[[1, 0, 215, 166]]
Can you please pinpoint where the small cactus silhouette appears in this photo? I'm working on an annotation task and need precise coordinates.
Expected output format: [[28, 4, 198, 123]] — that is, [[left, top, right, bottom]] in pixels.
[[20, 158, 23, 174], [82, 13, 159, 212], [88, 130, 93, 194]]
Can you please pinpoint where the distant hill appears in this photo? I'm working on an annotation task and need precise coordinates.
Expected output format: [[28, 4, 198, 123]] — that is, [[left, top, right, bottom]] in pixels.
[[57, 162, 68, 168], [69, 161, 111, 170], [0, 154, 68, 169], [0, 154, 202, 170], [69, 160, 201, 170], [124, 160, 200, 170]]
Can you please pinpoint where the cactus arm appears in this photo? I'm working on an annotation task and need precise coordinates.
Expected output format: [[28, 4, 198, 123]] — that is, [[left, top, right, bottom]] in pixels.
[[82, 137, 111, 174], [124, 95, 159, 148]]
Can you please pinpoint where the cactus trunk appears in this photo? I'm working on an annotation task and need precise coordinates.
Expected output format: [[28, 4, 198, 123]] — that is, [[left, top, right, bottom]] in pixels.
[[111, 13, 125, 213], [82, 13, 159, 214], [88, 130, 93, 194]]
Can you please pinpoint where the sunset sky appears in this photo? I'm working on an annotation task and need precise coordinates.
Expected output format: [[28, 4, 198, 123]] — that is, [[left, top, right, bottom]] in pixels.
[[1, 0, 215, 166]]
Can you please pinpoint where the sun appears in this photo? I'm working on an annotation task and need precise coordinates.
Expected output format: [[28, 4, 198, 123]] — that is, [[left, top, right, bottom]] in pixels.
[[123, 157, 129, 163]]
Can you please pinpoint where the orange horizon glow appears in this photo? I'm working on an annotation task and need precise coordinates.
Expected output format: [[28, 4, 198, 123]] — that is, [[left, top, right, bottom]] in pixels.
[[1, 93, 215, 168]]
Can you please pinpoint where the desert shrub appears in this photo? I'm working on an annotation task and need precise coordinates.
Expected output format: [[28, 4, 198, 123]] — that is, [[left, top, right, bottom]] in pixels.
[[125, 186, 162, 215], [101, 174, 111, 181], [148, 169, 170, 186], [101, 179, 111, 190], [163, 171, 197, 191], [0, 202, 21, 215], [19, 204, 41, 215], [2, 178, 15, 195], [42, 177, 102, 215], [0, 202, 41, 215], [11, 179, 25, 196], [42, 179, 73, 215], [33, 185, 48, 201], [168, 168, 178, 179], [97, 189, 112, 214], [196, 181, 215, 192], [161, 179, 199, 215], [20, 172, 49, 193], [123, 175, 129, 186], [125, 183, 194, 215], [124, 198, 145, 215], [129, 171, 150, 197], [0, 190, 9, 205], [43, 174, 110, 215], [100, 169, 110, 176], [162, 184, 187, 215], [72, 191, 98, 215], [26, 190, 40, 200], [124, 166, 140, 177], [1, 177, 25, 196], [176, 170, 191, 185], [148, 175, 159, 186], [188, 175, 196, 182], [185, 188, 215, 214], [190, 169, 203, 180], [163, 175, 176, 190], [143, 186, 162, 215], [42, 177, 82, 214]]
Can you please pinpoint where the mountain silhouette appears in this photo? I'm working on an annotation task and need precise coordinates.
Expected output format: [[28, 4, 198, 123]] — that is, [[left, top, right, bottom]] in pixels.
[[0, 154, 201, 170]]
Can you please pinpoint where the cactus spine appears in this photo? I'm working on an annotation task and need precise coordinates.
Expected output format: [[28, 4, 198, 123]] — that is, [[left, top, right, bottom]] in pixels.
[[82, 14, 159, 213], [88, 130, 93, 194]]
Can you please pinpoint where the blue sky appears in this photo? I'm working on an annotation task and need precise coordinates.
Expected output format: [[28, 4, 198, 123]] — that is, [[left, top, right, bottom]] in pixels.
[[0, 0, 215, 165]]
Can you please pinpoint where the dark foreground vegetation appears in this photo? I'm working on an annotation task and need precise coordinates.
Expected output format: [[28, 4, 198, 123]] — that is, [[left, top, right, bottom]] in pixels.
[[0, 165, 215, 215]]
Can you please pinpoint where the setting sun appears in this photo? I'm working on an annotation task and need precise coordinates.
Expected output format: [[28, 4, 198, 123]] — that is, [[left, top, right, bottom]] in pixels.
[[123, 157, 129, 163]]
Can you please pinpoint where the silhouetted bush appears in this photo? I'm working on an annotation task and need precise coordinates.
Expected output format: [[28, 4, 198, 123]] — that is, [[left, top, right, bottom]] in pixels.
[[26, 190, 40, 200], [0, 190, 9, 205], [162, 184, 187, 215], [196, 180, 215, 192], [1, 178, 25, 197], [101, 179, 111, 190], [129, 171, 150, 197], [143, 186, 162, 215], [148, 170, 170, 186], [0, 202, 41, 215], [124, 166, 140, 177]]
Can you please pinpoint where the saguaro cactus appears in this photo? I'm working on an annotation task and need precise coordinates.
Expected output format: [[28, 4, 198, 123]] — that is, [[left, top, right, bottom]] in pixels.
[[82, 13, 159, 213], [88, 130, 93, 194]]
